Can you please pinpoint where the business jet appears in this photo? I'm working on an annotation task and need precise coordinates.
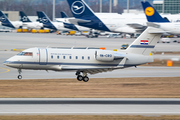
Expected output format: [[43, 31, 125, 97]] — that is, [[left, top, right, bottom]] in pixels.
[[19, 11, 43, 29], [0, 11, 22, 29], [37, 11, 90, 32], [141, 1, 180, 35], [4, 27, 164, 82]]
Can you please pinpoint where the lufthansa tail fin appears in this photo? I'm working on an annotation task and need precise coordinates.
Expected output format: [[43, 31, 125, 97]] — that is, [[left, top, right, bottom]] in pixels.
[[37, 11, 57, 30], [61, 11, 68, 18], [0, 11, 15, 28], [19, 11, 31, 22], [141, 1, 169, 23], [126, 27, 164, 55], [66, 0, 110, 31]]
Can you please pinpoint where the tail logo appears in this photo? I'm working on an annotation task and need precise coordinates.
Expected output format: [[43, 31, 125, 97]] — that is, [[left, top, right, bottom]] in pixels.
[[42, 17, 48, 23], [22, 16, 28, 21], [0, 16, 6, 22], [145, 7, 154, 16], [71, 1, 85, 15]]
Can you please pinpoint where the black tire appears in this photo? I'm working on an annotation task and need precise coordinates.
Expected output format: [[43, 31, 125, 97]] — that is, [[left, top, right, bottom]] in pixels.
[[83, 76, 89, 82], [77, 75, 83, 81], [17, 75, 22, 79]]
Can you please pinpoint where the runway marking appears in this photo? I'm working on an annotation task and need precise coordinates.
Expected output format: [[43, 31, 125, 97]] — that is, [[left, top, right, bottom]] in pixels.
[[0, 67, 10, 73]]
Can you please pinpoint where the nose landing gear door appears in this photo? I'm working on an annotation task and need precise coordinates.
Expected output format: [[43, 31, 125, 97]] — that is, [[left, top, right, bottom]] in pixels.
[[39, 48, 47, 65]]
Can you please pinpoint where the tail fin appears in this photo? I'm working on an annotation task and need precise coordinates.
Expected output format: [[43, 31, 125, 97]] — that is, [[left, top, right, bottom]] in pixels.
[[66, 0, 110, 31], [0, 11, 15, 28], [141, 1, 169, 23], [19, 11, 31, 22], [126, 27, 164, 55], [37, 11, 57, 30], [64, 23, 79, 31], [61, 11, 68, 18]]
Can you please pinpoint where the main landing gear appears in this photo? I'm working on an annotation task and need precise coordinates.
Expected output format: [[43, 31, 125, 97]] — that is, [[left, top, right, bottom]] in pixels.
[[76, 71, 89, 82], [17, 69, 22, 79]]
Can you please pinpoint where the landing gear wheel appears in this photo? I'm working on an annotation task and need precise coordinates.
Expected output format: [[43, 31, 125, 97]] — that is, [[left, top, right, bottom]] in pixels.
[[17, 75, 22, 79], [83, 76, 89, 82], [77, 75, 83, 81]]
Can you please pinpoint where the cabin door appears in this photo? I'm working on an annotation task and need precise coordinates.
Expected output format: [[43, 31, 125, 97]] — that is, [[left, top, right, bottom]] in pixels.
[[39, 48, 47, 65]]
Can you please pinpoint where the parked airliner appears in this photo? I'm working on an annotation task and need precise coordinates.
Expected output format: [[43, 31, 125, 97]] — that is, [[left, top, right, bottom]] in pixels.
[[4, 27, 164, 82], [19, 11, 44, 29], [142, 1, 180, 35], [37, 11, 90, 32], [0, 11, 22, 29]]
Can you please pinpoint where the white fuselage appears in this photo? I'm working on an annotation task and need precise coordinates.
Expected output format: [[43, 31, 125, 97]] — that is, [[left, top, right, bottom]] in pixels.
[[22, 22, 43, 29], [11, 21, 23, 29], [57, 13, 180, 34], [158, 22, 180, 35], [4, 47, 153, 71]]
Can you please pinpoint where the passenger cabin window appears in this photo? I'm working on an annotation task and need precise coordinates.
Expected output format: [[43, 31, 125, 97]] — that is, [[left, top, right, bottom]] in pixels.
[[69, 56, 72, 59], [57, 56, 59, 59], [63, 56, 65, 59], [51, 56, 53, 59], [82, 56, 84, 60], [88, 56, 90, 60], [76, 56, 78, 59], [17, 52, 33, 56]]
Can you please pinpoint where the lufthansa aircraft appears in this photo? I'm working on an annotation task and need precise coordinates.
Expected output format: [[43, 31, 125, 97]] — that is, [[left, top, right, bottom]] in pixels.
[[141, 1, 180, 35], [37, 11, 90, 32], [0, 11, 22, 29], [65, 0, 147, 34], [19, 11, 44, 29], [4, 27, 164, 82]]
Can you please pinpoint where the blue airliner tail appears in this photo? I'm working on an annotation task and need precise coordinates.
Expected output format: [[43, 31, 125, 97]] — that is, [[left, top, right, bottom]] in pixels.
[[0, 11, 15, 28], [37, 11, 57, 30], [19, 11, 31, 22], [66, 0, 110, 31], [61, 11, 68, 18], [141, 1, 169, 23]]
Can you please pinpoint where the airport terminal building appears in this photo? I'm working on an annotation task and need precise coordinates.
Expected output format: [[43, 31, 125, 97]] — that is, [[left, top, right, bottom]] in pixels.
[[153, 0, 180, 14]]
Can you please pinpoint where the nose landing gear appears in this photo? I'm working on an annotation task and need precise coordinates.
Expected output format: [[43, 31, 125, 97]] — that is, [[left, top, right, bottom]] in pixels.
[[17, 69, 22, 79], [76, 71, 89, 82]]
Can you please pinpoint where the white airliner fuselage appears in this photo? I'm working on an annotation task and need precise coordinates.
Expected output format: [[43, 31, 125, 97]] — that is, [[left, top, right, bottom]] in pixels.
[[22, 22, 43, 29]]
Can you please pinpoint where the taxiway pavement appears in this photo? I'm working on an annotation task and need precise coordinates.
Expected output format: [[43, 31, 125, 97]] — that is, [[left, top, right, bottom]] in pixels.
[[0, 98, 180, 115]]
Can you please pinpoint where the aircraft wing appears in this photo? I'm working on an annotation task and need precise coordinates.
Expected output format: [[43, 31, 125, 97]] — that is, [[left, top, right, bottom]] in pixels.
[[61, 66, 124, 75], [68, 18, 91, 25], [61, 57, 127, 75], [127, 23, 147, 29]]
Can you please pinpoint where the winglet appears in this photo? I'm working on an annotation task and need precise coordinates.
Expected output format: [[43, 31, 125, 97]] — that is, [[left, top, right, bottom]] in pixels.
[[141, 1, 169, 23]]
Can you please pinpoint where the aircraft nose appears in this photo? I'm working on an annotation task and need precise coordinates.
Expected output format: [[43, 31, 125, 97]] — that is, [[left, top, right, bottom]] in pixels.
[[3, 60, 9, 66]]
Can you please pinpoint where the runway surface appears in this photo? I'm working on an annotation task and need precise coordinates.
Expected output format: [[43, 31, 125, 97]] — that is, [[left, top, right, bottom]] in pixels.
[[0, 98, 180, 115]]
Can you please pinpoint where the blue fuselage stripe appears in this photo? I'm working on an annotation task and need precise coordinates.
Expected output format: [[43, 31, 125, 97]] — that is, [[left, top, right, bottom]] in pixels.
[[130, 45, 155, 48]]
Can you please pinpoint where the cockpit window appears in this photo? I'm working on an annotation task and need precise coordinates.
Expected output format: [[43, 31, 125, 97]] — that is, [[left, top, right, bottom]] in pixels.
[[17, 52, 33, 56]]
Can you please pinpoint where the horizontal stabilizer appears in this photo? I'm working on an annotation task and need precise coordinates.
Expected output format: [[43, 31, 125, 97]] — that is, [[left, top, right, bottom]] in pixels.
[[68, 18, 91, 24], [127, 23, 147, 29], [146, 22, 160, 28]]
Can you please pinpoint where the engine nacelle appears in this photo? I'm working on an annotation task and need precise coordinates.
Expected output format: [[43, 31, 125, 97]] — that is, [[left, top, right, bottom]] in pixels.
[[95, 50, 126, 62], [95, 50, 114, 62]]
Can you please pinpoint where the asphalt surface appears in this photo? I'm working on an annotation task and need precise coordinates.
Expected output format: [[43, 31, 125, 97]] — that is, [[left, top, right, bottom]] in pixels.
[[1, 32, 180, 80], [0, 98, 180, 115]]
